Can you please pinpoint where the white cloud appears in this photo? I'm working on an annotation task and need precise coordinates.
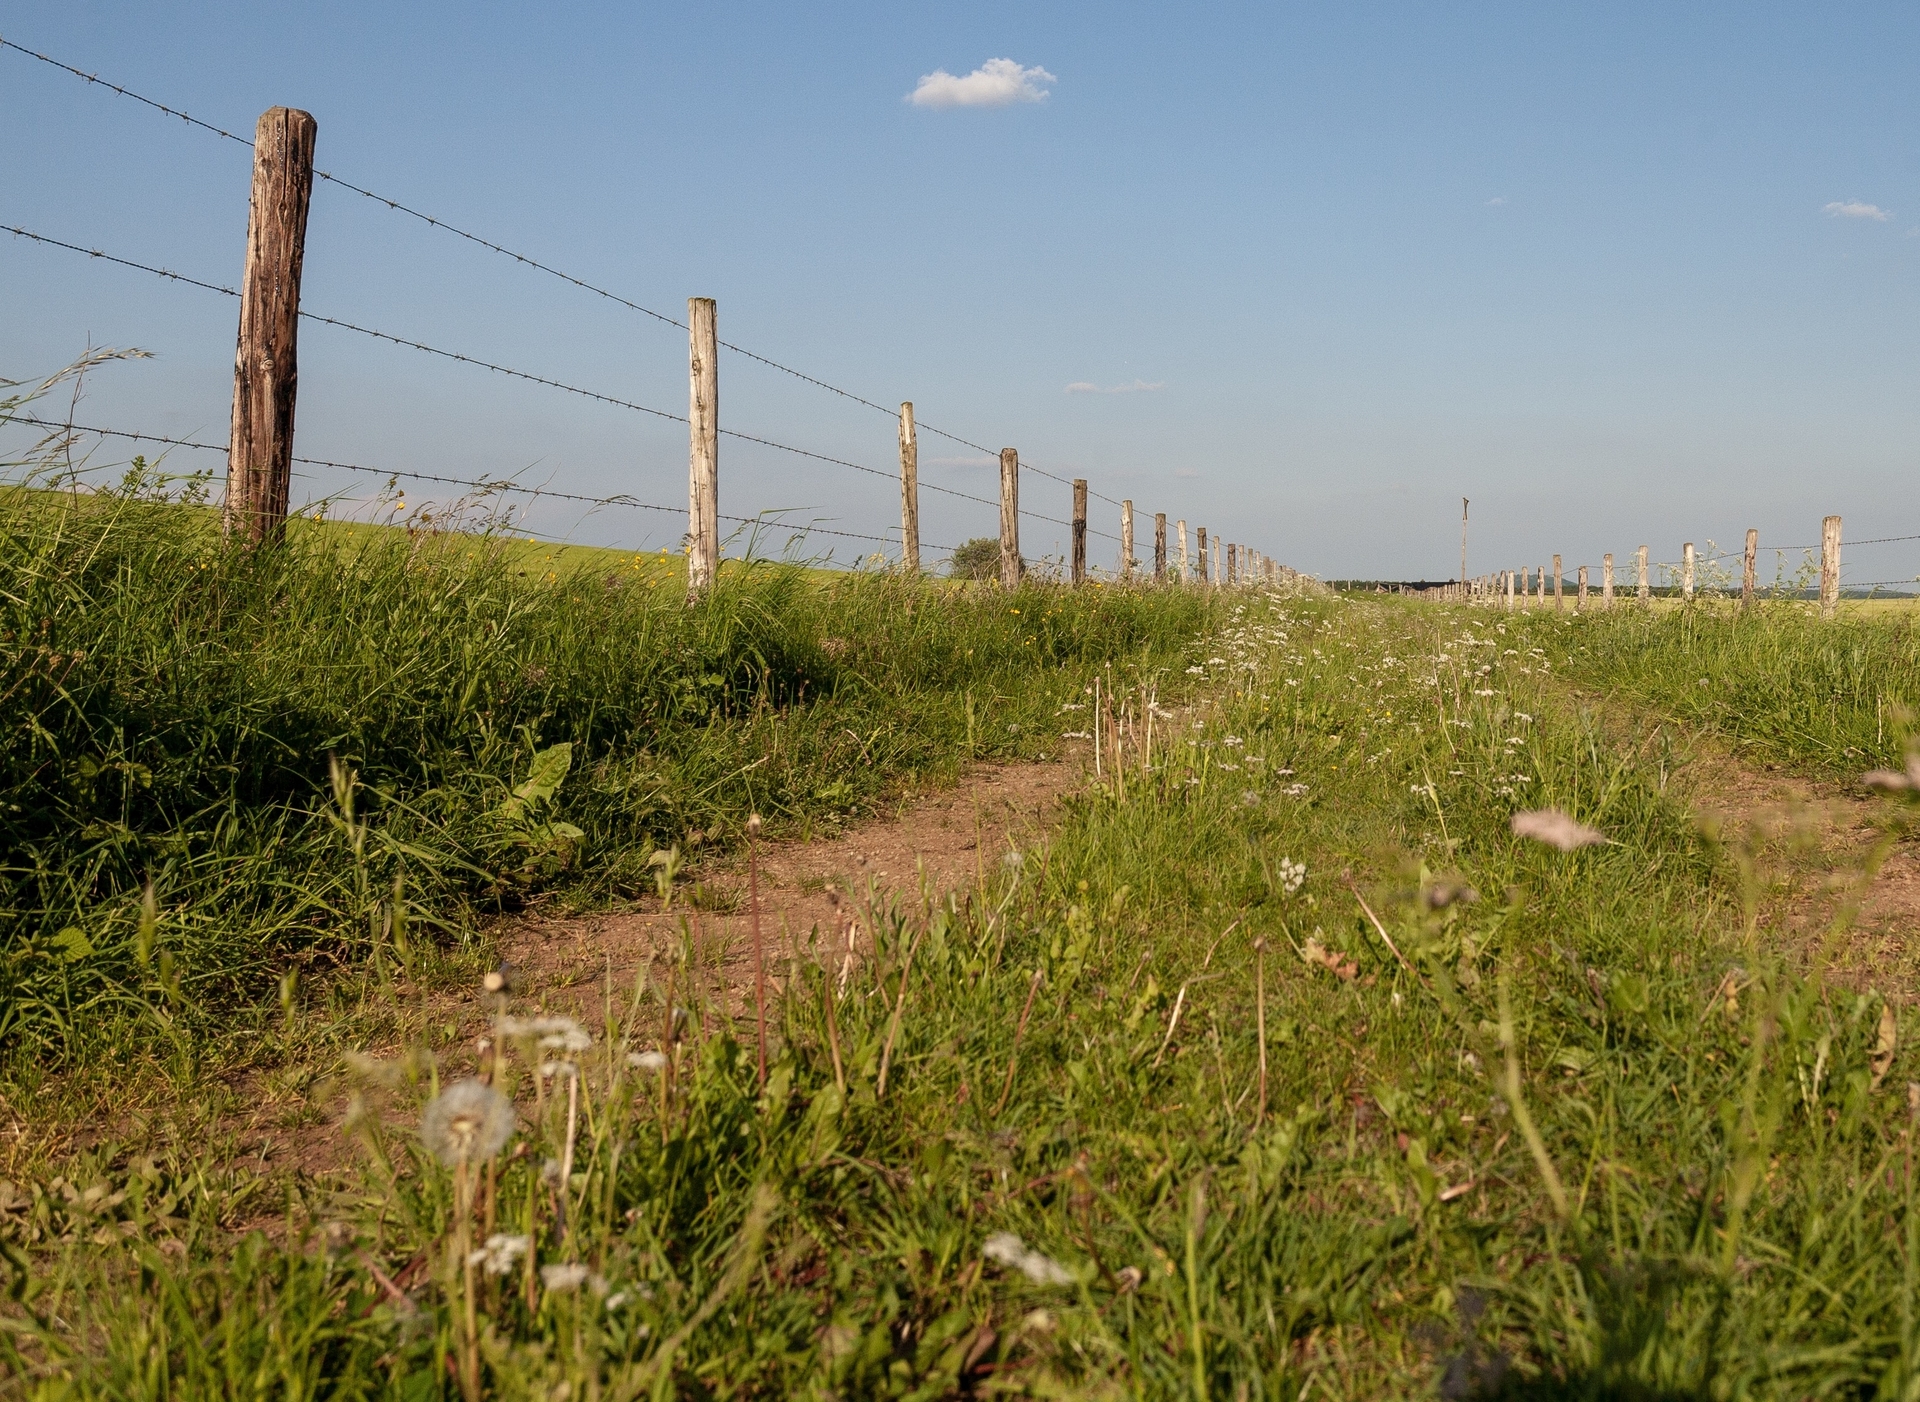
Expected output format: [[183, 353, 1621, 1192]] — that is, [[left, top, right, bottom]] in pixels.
[[1065, 379, 1165, 395], [1485, 196, 1507, 206], [1824, 200, 1891, 221], [909, 58, 1056, 109]]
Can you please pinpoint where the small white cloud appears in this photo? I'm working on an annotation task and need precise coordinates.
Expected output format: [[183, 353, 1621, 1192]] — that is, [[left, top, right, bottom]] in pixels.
[[1824, 200, 1891, 221], [1485, 196, 1507, 206], [1064, 379, 1165, 395], [909, 58, 1056, 109]]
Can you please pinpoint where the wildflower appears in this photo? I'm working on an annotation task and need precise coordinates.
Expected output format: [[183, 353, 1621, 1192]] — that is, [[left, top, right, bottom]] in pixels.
[[1275, 857, 1306, 895], [983, 1231, 1075, 1286], [467, 1233, 530, 1276], [627, 1050, 668, 1073], [421, 1079, 515, 1166], [1186, 665, 1205, 675], [540, 1060, 578, 1080], [1511, 808, 1604, 851], [541, 1263, 591, 1292]]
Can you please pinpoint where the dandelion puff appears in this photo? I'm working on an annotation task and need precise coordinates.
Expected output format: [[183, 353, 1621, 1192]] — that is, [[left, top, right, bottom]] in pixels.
[[1862, 769, 1912, 792], [421, 1079, 514, 1166], [539, 1060, 578, 1080], [541, 1263, 590, 1292], [468, 1233, 530, 1276], [535, 1016, 592, 1053], [1510, 808, 1604, 851], [982, 1231, 1075, 1286], [627, 1050, 668, 1073]]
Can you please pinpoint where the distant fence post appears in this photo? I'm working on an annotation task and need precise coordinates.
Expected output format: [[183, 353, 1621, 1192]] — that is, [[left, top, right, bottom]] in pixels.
[[687, 297, 720, 596], [1602, 553, 1614, 607], [1821, 515, 1842, 618], [226, 106, 318, 545], [999, 449, 1021, 589], [1636, 545, 1649, 605], [1554, 555, 1563, 612], [898, 402, 918, 573], [1197, 527, 1209, 585], [1121, 500, 1135, 581], [1177, 520, 1189, 582], [1228, 543, 1238, 586], [1681, 542, 1695, 602], [1578, 565, 1589, 608], [1071, 479, 1088, 586], [1506, 569, 1515, 611], [1154, 512, 1167, 581], [1742, 528, 1757, 609]]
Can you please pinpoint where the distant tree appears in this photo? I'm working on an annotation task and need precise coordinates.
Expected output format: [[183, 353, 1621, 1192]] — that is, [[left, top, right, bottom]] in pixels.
[[948, 536, 1019, 581]]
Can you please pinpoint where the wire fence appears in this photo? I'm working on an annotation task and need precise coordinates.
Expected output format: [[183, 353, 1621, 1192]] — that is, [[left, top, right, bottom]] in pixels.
[[0, 37, 1184, 574]]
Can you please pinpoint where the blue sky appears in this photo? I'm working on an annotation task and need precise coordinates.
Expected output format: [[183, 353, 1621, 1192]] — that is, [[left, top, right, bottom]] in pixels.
[[3, 2, 1916, 581]]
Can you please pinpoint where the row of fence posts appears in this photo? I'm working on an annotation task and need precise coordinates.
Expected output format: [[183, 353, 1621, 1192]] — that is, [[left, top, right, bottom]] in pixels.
[[214, 106, 1289, 594], [1419, 516, 1848, 618]]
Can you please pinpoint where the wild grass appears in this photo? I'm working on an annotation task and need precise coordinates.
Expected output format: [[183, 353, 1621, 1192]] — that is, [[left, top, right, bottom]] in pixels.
[[4, 593, 1912, 1398]]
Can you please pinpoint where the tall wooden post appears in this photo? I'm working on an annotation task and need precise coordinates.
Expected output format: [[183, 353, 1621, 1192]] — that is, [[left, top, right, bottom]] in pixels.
[[687, 297, 720, 595], [1742, 528, 1757, 609], [1602, 553, 1614, 607], [898, 402, 918, 573], [1578, 565, 1589, 608], [1681, 543, 1695, 602], [1177, 520, 1189, 582], [1636, 545, 1649, 605], [998, 449, 1021, 589], [1120, 501, 1134, 581], [1197, 527, 1208, 585], [1506, 569, 1515, 611], [1154, 512, 1167, 581], [1553, 554, 1563, 612], [226, 106, 317, 544], [1821, 515, 1842, 618], [1070, 479, 1088, 586]]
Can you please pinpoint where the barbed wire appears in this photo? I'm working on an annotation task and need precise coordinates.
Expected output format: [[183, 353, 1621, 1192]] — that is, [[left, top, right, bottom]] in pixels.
[[1, 37, 1138, 516], [0, 412, 958, 550]]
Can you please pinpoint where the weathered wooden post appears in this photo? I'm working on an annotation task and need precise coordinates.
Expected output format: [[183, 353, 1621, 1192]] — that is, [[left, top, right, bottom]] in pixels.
[[999, 449, 1021, 589], [1743, 528, 1757, 609], [1636, 546, 1649, 605], [1228, 543, 1238, 586], [1071, 479, 1088, 586], [226, 106, 317, 544], [1506, 568, 1516, 611], [1197, 527, 1209, 585], [1154, 512, 1167, 581], [898, 402, 918, 573], [1681, 543, 1695, 603], [1578, 565, 1589, 608], [1553, 554, 1563, 612], [1602, 553, 1614, 607], [687, 297, 720, 596], [1177, 520, 1189, 582], [1821, 515, 1842, 618], [1120, 500, 1135, 581]]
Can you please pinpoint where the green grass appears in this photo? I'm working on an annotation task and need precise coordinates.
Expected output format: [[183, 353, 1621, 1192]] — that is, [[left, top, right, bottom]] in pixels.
[[4, 592, 1914, 1398]]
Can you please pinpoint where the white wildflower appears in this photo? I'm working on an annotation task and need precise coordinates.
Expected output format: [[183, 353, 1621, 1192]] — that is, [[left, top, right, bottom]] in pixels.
[[627, 1050, 669, 1073], [1275, 858, 1306, 895], [467, 1233, 530, 1277], [541, 1263, 590, 1292]]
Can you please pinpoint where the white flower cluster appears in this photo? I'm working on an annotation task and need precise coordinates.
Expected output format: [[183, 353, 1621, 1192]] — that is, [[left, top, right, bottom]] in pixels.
[[1275, 857, 1306, 895]]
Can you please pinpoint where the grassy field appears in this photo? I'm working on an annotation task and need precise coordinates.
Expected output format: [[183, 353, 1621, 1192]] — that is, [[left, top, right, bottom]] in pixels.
[[2, 554, 1916, 1398]]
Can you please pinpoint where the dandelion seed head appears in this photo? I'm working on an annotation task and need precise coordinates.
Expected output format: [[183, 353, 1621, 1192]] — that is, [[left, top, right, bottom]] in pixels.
[[541, 1263, 590, 1291], [421, 1079, 514, 1166], [468, 1233, 529, 1276], [1510, 808, 1604, 851], [983, 1231, 1075, 1286], [628, 1050, 669, 1073]]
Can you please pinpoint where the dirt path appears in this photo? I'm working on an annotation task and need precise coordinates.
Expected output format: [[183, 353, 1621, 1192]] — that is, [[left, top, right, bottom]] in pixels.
[[1567, 686, 1920, 996], [495, 752, 1089, 1018]]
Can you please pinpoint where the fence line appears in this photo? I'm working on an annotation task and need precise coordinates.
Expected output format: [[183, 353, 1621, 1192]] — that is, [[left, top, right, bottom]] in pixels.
[[2, 44, 1280, 582]]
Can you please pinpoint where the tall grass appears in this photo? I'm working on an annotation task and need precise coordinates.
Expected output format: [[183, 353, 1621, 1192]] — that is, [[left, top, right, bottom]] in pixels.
[[0, 467, 1217, 1062], [6, 594, 1911, 1397]]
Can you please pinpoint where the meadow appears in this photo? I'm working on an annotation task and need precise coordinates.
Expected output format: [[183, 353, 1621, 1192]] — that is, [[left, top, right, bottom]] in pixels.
[[0, 470, 1916, 1398]]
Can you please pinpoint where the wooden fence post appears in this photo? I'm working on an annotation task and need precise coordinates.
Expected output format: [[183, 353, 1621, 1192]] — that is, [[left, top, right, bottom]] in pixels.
[[1506, 569, 1515, 611], [1578, 565, 1589, 608], [1681, 543, 1695, 602], [1742, 528, 1757, 609], [1821, 515, 1842, 618], [999, 449, 1021, 589], [1602, 553, 1614, 607], [226, 106, 317, 544], [1554, 554, 1563, 612], [898, 402, 918, 573], [1177, 520, 1189, 582], [1538, 565, 1547, 605], [687, 297, 720, 596], [1071, 479, 1088, 586], [1197, 527, 1209, 585], [1120, 500, 1134, 581], [1154, 512, 1167, 581], [1636, 545, 1649, 605], [1228, 543, 1238, 586]]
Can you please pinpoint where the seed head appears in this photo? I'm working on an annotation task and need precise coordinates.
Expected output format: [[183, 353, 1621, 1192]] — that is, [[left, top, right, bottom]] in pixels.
[[421, 1078, 514, 1166], [1510, 808, 1604, 851], [746, 813, 762, 839]]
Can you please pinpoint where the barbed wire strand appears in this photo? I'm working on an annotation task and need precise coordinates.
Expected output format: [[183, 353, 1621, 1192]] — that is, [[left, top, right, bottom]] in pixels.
[[1, 413, 959, 550], [0, 37, 1142, 512]]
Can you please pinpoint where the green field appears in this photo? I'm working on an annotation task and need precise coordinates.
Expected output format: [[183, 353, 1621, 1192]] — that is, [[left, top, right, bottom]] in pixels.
[[2, 465, 1917, 1397]]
